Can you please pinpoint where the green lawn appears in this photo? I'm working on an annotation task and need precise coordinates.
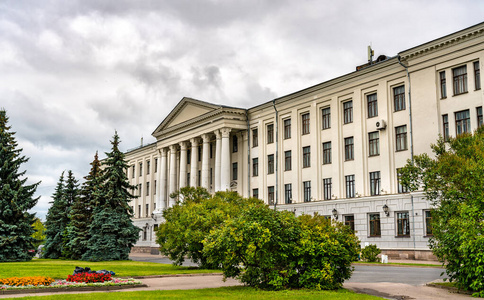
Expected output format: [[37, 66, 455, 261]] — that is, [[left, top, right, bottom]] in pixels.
[[13, 286, 383, 299], [0, 259, 219, 279]]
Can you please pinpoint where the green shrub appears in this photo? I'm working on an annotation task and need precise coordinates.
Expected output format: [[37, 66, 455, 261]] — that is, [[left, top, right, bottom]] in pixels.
[[360, 244, 381, 262]]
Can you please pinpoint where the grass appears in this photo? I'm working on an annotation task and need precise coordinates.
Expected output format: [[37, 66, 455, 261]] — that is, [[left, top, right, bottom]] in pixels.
[[12, 286, 384, 299], [0, 259, 220, 279]]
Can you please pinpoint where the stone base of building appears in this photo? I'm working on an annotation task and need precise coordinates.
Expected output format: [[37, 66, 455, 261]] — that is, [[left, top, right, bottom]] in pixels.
[[131, 246, 160, 255], [381, 249, 438, 261]]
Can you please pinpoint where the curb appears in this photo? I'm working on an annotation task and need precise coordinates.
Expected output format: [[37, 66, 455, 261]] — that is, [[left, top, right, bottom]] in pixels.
[[426, 283, 473, 295], [132, 273, 223, 279], [0, 284, 147, 295]]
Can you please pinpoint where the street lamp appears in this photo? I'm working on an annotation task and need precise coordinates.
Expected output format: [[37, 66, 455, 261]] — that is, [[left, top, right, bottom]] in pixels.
[[332, 208, 338, 220], [383, 204, 389, 217]]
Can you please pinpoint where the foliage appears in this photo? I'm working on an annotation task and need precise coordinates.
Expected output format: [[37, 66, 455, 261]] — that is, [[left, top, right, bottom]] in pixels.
[[0, 276, 54, 287], [31, 218, 46, 249], [399, 127, 484, 296], [0, 109, 40, 262], [66, 273, 111, 283], [43, 172, 68, 258], [82, 132, 140, 261], [157, 187, 263, 269], [360, 244, 381, 262], [203, 207, 360, 290], [0, 259, 219, 279], [60, 170, 80, 259]]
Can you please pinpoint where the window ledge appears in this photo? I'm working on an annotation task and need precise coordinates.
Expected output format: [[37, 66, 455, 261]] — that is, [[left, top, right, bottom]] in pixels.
[[367, 236, 381, 238], [395, 235, 411, 238], [453, 91, 469, 97]]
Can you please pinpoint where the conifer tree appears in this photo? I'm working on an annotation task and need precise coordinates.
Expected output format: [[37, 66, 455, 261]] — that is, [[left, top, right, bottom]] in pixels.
[[65, 153, 103, 260], [0, 109, 40, 262], [43, 172, 69, 258], [60, 170, 80, 258], [83, 132, 140, 261]]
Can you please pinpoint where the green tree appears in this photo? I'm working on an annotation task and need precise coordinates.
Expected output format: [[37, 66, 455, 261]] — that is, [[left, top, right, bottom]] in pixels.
[[31, 218, 46, 249], [43, 171, 72, 259], [0, 109, 40, 262], [62, 170, 83, 259], [82, 132, 140, 261], [156, 187, 263, 269], [399, 127, 484, 296]]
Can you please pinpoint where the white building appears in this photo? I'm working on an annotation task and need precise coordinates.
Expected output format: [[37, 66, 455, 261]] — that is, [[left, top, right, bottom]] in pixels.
[[127, 22, 484, 259]]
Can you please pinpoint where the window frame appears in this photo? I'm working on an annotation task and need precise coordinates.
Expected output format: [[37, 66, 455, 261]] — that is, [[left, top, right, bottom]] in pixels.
[[302, 113, 310, 135], [452, 65, 468, 95], [344, 215, 355, 232], [322, 141, 332, 165], [303, 181, 311, 202], [395, 125, 408, 151], [345, 175, 355, 198], [442, 114, 449, 141], [283, 118, 291, 139], [252, 128, 258, 147], [343, 101, 353, 124], [369, 213, 381, 237], [474, 61, 480, 90], [393, 85, 405, 112], [232, 135, 238, 153], [322, 107, 331, 129], [302, 146, 311, 168], [455, 109, 470, 135], [268, 186, 275, 204], [439, 71, 447, 99], [146, 160, 150, 175], [367, 93, 378, 118], [344, 137, 354, 161], [267, 154, 274, 174], [146, 182, 150, 196], [284, 150, 292, 171], [267, 124, 274, 144], [252, 158, 259, 177], [253, 188, 259, 199], [323, 178, 332, 200], [284, 183, 292, 204], [396, 211, 410, 237], [368, 131, 380, 156], [232, 162, 238, 181], [424, 210, 433, 237], [477, 106, 483, 128], [369, 171, 380, 196], [397, 168, 409, 194]]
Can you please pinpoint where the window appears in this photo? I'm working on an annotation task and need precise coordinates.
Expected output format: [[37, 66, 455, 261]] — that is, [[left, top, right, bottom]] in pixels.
[[138, 183, 142, 197], [345, 175, 355, 198], [198, 170, 201, 186], [369, 213, 381, 237], [425, 210, 433, 236], [284, 184, 292, 204], [198, 145, 202, 161], [368, 131, 380, 156], [369, 171, 380, 196], [210, 143, 213, 158], [187, 173, 190, 187], [253, 188, 259, 199], [252, 128, 258, 147], [145, 204, 149, 218], [343, 101, 353, 124], [322, 107, 331, 129], [303, 181, 311, 202], [252, 158, 259, 177], [322, 142, 331, 164], [154, 180, 156, 195], [232, 162, 238, 180], [474, 61, 480, 90], [187, 149, 191, 164], [302, 113, 310, 135], [268, 186, 275, 204], [146, 160, 150, 175], [396, 212, 410, 237], [268, 154, 274, 174], [284, 150, 292, 171], [323, 178, 332, 200], [453, 65, 468, 95], [284, 119, 291, 139], [439, 71, 447, 99], [138, 205, 141, 218], [393, 85, 405, 111], [139, 162, 142, 177], [232, 135, 238, 153], [344, 215, 355, 232], [302, 146, 311, 168], [344, 137, 354, 161], [477, 107, 483, 128], [367, 93, 378, 118], [455, 109, 470, 135], [146, 182, 150, 196], [395, 125, 408, 151], [397, 168, 409, 193], [132, 165, 135, 178], [442, 114, 449, 141], [154, 158, 158, 173], [267, 124, 274, 144]]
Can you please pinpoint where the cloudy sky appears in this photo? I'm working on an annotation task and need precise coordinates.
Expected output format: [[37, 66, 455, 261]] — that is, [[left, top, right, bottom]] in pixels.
[[1, 0, 483, 220]]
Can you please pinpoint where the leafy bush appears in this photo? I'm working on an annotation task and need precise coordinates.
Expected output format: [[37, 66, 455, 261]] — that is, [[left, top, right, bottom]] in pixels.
[[203, 207, 360, 290], [66, 273, 112, 283], [360, 244, 381, 262], [0, 276, 54, 287]]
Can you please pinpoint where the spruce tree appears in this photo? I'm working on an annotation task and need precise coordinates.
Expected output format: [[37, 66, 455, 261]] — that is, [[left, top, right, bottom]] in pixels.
[[43, 172, 69, 258], [83, 132, 140, 261], [65, 153, 102, 260], [0, 109, 40, 262], [61, 170, 80, 258]]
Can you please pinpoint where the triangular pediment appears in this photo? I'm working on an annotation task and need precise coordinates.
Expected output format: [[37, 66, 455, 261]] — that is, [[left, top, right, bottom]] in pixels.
[[152, 97, 222, 136]]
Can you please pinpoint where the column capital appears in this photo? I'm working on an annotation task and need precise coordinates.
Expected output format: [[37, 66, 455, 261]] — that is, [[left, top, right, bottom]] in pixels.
[[214, 129, 221, 139], [169, 144, 178, 152], [220, 128, 231, 138], [179, 141, 188, 150], [201, 133, 211, 143], [159, 147, 168, 157], [190, 137, 200, 147]]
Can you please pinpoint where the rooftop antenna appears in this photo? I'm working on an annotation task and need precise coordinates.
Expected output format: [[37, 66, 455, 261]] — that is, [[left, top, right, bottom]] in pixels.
[[141, 136, 143, 147], [368, 45, 374, 64]]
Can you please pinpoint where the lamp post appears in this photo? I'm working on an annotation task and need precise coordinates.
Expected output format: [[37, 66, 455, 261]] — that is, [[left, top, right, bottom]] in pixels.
[[332, 208, 338, 220], [383, 204, 389, 217]]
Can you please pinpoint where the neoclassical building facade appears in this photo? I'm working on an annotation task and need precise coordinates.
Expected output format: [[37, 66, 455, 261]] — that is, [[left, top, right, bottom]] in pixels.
[[127, 22, 484, 259]]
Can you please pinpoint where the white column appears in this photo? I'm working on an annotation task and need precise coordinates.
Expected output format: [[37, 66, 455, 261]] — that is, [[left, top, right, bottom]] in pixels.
[[214, 130, 222, 192], [169, 145, 177, 207], [220, 128, 231, 191], [190, 138, 199, 187], [201, 134, 211, 190], [156, 148, 167, 211], [178, 142, 188, 189]]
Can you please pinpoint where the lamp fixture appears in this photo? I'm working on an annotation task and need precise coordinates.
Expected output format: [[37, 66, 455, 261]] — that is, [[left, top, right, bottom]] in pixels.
[[332, 208, 338, 220], [383, 204, 389, 217]]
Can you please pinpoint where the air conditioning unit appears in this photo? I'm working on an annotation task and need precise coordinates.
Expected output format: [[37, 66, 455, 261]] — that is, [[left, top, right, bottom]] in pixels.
[[376, 119, 387, 130]]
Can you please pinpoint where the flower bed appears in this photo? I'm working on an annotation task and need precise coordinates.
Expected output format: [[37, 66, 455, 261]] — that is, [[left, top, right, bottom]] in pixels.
[[0, 276, 54, 287], [67, 272, 112, 283]]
